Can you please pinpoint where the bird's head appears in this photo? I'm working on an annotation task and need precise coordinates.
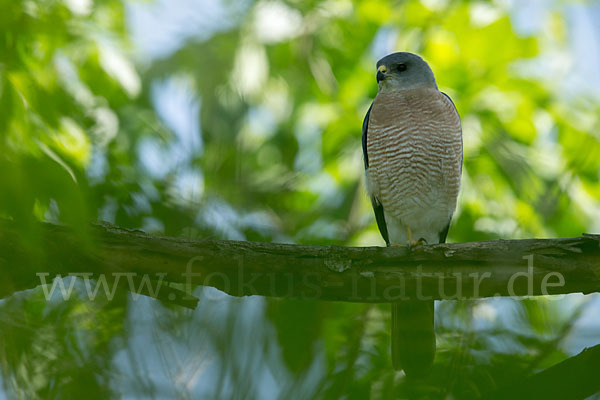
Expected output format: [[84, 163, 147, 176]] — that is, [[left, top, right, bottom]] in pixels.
[[376, 52, 437, 92]]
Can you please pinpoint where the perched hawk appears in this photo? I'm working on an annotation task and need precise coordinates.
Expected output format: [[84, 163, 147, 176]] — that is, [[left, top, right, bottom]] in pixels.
[[362, 52, 462, 377]]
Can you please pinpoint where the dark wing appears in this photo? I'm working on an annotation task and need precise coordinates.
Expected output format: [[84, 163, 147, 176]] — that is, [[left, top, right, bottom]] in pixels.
[[438, 222, 450, 244], [438, 92, 462, 244], [362, 102, 389, 245], [441, 92, 463, 173], [362, 103, 373, 169]]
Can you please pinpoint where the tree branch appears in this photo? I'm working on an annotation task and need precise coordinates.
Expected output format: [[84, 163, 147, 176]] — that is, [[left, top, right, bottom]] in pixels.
[[1, 220, 599, 304]]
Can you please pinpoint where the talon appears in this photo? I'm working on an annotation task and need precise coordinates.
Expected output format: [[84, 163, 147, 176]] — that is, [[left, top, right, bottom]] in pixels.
[[408, 239, 426, 248], [406, 227, 427, 249], [390, 243, 408, 248], [411, 238, 427, 247]]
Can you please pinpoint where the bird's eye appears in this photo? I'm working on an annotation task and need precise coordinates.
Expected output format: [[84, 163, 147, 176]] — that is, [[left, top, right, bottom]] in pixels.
[[396, 63, 407, 72]]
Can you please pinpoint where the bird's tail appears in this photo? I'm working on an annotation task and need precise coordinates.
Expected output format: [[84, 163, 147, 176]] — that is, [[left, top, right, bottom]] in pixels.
[[391, 300, 435, 377]]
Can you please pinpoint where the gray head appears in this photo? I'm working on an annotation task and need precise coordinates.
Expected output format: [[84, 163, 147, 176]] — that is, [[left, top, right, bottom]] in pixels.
[[375, 52, 437, 92]]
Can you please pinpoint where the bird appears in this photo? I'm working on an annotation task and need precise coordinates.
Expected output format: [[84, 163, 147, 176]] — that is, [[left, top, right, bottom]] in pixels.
[[362, 52, 462, 377]]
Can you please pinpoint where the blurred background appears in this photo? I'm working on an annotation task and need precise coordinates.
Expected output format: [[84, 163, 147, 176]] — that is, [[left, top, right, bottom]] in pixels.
[[1, 0, 600, 398]]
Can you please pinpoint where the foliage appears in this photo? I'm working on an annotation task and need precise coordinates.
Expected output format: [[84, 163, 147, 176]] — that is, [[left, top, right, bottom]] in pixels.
[[1, 0, 600, 398]]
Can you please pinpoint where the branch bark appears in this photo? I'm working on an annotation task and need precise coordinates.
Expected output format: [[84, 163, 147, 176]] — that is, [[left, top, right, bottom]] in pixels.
[[1, 220, 599, 304]]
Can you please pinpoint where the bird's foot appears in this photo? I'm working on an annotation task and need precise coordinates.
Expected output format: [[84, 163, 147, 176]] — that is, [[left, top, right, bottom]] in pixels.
[[405, 227, 426, 249], [408, 238, 427, 249], [390, 243, 408, 248]]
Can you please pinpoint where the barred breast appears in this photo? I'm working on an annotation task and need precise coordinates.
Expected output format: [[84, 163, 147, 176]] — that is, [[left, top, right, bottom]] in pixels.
[[366, 88, 462, 239]]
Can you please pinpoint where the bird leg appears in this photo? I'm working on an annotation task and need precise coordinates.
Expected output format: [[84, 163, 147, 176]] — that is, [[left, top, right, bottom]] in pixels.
[[406, 226, 426, 248]]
